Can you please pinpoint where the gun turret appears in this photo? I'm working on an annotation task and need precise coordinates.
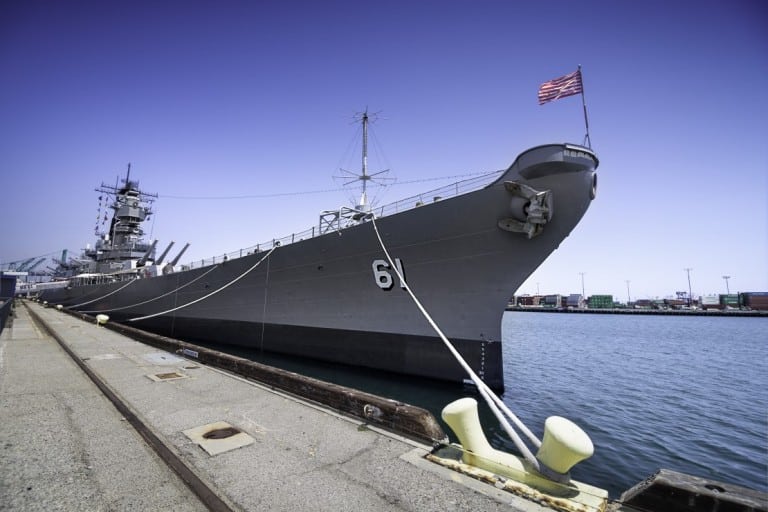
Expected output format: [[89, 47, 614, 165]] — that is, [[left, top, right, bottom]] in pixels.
[[137, 240, 158, 267], [155, 241, 175, 265], [169, 243, 190, 267]]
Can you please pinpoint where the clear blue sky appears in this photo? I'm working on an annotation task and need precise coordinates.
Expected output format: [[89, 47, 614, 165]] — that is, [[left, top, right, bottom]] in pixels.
[[2, 0, 766, 300]]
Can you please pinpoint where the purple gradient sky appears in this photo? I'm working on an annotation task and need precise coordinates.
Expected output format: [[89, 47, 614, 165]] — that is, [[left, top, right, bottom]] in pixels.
[[2, 1, 766, 299]]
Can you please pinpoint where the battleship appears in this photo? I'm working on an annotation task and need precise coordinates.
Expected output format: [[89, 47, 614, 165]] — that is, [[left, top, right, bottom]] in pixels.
[[37, 114, 599, 390]]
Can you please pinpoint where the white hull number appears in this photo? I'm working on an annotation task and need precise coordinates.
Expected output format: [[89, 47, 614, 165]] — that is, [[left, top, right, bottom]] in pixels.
[[372, 259, 406, 290]]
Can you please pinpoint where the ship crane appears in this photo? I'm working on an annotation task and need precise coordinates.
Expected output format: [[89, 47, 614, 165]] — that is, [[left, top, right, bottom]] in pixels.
[[14, 258, 35, 272], [25, 258, 46, 273]]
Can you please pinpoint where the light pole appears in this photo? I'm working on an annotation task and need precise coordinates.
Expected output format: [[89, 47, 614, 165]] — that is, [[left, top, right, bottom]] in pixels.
[[625, 280, 631, 305], [579, 272, 586, 298], [684, 268, 693, 307], [536, 282, 540, 296], [722, 275, 731, 295]]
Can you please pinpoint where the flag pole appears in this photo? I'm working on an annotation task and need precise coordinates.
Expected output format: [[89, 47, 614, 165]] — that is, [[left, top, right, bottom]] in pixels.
[[578, 64, 592, 148]]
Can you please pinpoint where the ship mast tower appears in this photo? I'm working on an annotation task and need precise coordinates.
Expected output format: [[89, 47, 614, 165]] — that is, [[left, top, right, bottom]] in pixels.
[[320, 109, 392, 234], [337, 109, 391, 213]]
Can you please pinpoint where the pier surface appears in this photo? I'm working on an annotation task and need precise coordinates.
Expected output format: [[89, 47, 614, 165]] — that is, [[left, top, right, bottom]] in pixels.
[[0, 302, 541, 511]]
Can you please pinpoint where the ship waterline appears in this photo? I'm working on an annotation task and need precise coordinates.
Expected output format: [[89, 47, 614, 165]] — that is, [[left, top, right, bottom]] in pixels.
[[40, 143, 598, 390]]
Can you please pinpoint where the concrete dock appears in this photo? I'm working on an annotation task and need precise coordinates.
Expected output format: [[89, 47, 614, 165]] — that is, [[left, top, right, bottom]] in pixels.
[[0, 301, 542, 511]]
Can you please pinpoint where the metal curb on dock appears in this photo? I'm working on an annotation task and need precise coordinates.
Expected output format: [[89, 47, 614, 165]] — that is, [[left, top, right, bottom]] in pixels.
[[24, 301, 239, 512], [51, 304, 447, 446]]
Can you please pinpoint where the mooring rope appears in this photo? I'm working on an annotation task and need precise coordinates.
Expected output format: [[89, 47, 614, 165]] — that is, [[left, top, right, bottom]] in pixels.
[[69, 278, 137, 308], [128, 246, 278, 322], [368, 213, 542, 468], [80, 265, 220, 314]]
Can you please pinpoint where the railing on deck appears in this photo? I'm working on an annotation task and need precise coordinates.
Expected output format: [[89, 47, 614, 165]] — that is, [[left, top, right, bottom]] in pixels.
[[182, 169, 504, 270]]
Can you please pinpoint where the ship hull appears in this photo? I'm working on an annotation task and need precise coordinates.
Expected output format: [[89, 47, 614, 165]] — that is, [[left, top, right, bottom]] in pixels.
[[40, 144, 598, 390]]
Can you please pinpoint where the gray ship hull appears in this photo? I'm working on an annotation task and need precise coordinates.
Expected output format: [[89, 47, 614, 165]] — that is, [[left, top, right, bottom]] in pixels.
[[40, 144, 598, 390]]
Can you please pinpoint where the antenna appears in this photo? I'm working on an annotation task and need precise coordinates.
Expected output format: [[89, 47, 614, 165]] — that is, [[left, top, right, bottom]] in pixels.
[[335, 108, 394, 210], [360, 110, 370, 204]]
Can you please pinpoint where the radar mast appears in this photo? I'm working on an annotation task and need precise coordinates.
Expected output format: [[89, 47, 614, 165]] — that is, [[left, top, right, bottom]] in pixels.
[[337, 109, 391, 212]]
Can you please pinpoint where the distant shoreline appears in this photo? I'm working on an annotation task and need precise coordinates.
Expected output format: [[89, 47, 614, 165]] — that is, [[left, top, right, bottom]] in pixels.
[[504, 306, 768, 317]]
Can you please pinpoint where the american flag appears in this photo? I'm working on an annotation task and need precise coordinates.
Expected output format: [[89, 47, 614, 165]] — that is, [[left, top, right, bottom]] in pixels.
[[537, 69, 583, 105]]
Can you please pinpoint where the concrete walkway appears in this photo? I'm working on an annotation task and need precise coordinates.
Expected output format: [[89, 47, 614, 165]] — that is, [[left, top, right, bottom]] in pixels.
[[1, 302, 537, 511], [0, 302, 207, 511]]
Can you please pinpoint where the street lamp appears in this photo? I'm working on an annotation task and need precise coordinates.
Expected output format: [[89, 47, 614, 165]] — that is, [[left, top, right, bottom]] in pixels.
[[684, 268, 693, 306], [722, 275, 731, 295]]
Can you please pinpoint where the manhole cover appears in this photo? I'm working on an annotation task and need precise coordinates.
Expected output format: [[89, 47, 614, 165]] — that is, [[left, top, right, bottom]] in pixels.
[[183, 421, 254, 456], [203, 427, 241, 439], [156, 372, 183, 380], [146, 371, 188, 382]]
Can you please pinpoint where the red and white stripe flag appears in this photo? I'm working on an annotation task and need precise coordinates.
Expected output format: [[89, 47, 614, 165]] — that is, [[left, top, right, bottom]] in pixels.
[[538, 69, 583, 105]]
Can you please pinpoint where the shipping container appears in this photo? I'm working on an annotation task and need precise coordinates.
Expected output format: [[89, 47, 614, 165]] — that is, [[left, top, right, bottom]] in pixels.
[[700, 295, 719, 309], [719, 294, 740, 306], [663, 299, 686, 309], [588, 295, 614, 309], [517, 295, 539, 306], [742, 292, 768, 310], [566, 294, 583, 308]]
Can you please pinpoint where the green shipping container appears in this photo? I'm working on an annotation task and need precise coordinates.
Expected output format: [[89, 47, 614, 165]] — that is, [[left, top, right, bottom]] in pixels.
[[588, 295, 614, 308]]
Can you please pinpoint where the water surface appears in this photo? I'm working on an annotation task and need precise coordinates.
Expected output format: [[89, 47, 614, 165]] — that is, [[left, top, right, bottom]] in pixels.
[[498, 312, 768, 496]]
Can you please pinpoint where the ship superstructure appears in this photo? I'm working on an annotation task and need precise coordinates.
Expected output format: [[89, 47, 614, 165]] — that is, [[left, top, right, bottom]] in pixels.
[[84, 165, 158, 274]]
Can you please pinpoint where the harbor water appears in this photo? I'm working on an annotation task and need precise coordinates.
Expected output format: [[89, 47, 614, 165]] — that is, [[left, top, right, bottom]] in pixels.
[[497, 312, 768, 497], [200, 312, 768, 498]]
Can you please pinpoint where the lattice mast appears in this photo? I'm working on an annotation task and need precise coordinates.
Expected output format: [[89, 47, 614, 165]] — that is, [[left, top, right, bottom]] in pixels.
[[337, 109, 390, 212], [358, 110, 371, 210]]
